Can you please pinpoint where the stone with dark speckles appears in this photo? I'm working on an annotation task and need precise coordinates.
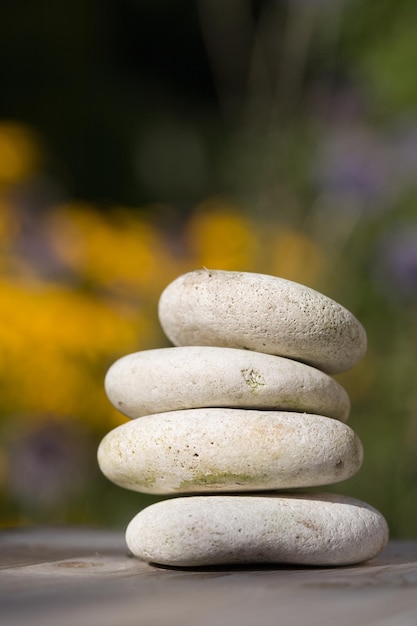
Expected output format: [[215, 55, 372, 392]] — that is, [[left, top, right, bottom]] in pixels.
[[158, 270, 367, 374], [126, 493, 389, 567]]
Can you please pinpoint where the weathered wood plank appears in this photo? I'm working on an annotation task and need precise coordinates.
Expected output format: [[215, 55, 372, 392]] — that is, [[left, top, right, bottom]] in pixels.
[[1, 528, 417, 626]]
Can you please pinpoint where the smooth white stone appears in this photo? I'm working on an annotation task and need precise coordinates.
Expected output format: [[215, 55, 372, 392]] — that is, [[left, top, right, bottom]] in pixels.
[[125, 493, 389, 567], [158, 270, 367, 374], [97, 409, 363, 494], [105, 346, 350, 421]]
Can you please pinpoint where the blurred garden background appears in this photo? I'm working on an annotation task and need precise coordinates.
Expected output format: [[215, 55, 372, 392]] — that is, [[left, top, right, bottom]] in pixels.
[[0, 0, 417, 537]]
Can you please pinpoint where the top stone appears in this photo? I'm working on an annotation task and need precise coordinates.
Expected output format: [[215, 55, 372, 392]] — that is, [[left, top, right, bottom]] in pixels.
[[158, 270, 367, 374]]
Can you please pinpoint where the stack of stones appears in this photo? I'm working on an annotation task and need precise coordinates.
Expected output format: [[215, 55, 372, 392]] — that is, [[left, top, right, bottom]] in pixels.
[[98, 269, 388, 568]]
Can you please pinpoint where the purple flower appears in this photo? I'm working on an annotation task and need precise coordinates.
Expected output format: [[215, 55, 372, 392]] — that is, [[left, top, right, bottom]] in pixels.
[[374, 226, 417, 301], [390, 120, 417, 186], [6, 418, 88, 513], [314, 127, 393, 211]]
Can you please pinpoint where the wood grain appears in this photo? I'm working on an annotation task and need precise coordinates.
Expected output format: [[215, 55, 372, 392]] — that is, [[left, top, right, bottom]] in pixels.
[[1, 527, 417, 626]]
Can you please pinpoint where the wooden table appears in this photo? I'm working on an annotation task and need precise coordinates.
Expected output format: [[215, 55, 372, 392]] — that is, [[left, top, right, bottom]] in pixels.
[[1, 527, 417, 626]]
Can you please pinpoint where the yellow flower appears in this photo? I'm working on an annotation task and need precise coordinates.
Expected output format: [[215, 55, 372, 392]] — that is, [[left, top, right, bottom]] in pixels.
[[185, 198, 259, 271], [0, 122, 41, 186], [0, 277, 158, 426], [46, 203, 183, 295], [267, 227, 326, 287]]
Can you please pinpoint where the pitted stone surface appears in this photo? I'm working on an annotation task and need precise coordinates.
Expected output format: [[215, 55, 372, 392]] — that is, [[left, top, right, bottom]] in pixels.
[[158, 270, 367, 374], [105, 347, 350, 421], [125, 492, 389, 567], [97, 408, 363, 495]]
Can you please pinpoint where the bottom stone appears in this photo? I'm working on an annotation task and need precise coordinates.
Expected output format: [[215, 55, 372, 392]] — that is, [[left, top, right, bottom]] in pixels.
[[126, 493, 388, 568]]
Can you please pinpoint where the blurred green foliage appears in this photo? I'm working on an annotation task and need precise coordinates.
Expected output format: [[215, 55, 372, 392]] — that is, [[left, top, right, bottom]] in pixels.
[[0, 0, 417, 539]]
